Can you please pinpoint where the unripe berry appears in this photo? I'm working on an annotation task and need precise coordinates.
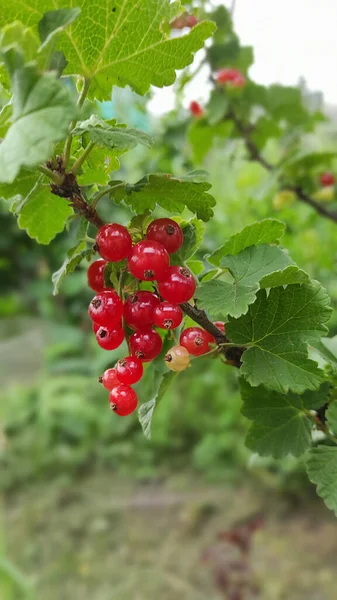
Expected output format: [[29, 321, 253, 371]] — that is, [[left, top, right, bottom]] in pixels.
[[99, 368, 120, 390], [109, 384, 138, 416], [96, 325, 124, 350], [158, 266, 196, 303], [116, 356, 144, 385], [130, 329, 163, 362], [87, 259, 107, 292], [124, 291, 160, 330], [165, 345, 190, 372], [146, 218, 183, 254], [88, 290, 123, 327], [190, 101, 204, 118], [314, 186, 335, 202], [128, 240, 170, 281], [320, 172, 335, 187], [96, 223, 132, 262], [180, 327, 215, 356], [154, 302, 183, 330]]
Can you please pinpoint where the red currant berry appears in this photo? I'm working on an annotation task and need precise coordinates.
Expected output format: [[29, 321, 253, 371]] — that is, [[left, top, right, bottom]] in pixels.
[[213, 321, 226, 334], [186, 15, 198, 27], [124, 291, 160, 330], [190, 100, 204, 118], [130, 329, 163, 362], [96, 223, 132, 262], [92, 322, 100, 334], [89, 290, 123, 327], [165, 345, 190, 372], [146, 218, 183, 254], [109, 384, 138, 416], [96, 325, 124, 350], [180, 327, 215, 356], [158, 266, 196, 304], [87, 259, 107, 292], [128, 240, 170, 281], [116, 356, 143, 384], [154, 302, 183, 330], [99, 368, 120, 391], [320, 172, 335, 187]]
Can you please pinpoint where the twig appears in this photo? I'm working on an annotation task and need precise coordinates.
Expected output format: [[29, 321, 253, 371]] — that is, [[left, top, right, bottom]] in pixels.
[[227, 105, 337, 224], [180, 302, 244, 367], [50, 172, 104, 229]]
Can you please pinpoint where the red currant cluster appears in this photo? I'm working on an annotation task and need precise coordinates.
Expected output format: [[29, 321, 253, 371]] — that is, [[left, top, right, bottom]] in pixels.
[[87, 218, 224, 418]]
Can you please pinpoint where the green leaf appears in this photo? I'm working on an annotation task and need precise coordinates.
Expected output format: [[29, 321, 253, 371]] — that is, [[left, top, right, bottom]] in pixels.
[[301, 383, 331, 410], [266, 84, 308, 124], [138, 371, 178, 439], [17, 183, 73, 244], [208, 219, 285, 266], [227, 283, 331, 393], [197, 245, 293, 318], [306, 446, 337, 516], [314, 336, 337, 368], [197, 279, 259, 319], [0, 64, 76, 183], [171, 217, 204, 264], [38, 8, 81, 49], [326, 402, 337, 436], [221, 245, 293, 287], [207, 90, 228, 125], [188, 119, 233, 164], [0, 170, 37, 200], [111, 174, 216, 222], [260, 266, 310, 288], [52, 242, 95, 295], [240, 380, 313, 458], [72, 115, 153, 153], [186, 259, 204, 276], [1, 1, 215, 97]]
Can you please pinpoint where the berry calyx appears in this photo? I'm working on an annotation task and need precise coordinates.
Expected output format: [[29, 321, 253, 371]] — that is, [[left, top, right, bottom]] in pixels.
[[165, 345, 190, 372], [96, 325, 124, 350], [216, 68, 245, 88], [213, 321, 226, 334], [130, 329, 163, 362], [109, 384, 138, 416], [320, 172, 335, 187], [154, 302, 183, 330], [124, 291, 160, 330], [100, 368, 120, 391], [158, 266, 196, 303], [146, 218, 183, 254], [87, 259, 107, 292], [180, 327, 215, 356], [88, 290, 123, 327], [96, 223, 132, 262], [190, 100, 204, 118], [116, 356, 144, 384], [128, 240, 170, 281]]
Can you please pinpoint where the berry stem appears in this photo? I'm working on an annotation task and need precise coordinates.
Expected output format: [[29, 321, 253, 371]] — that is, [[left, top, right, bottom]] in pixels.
[[63, 77, 91, 167], [71, 141, 96, 174], [38, 165, 64, 185]]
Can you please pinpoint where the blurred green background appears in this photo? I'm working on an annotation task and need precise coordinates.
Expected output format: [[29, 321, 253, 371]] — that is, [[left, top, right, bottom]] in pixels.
[[2, 82, 337, 599]]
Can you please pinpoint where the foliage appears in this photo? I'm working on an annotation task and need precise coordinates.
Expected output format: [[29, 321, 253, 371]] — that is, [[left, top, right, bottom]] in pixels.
[[1, 1, 337, 516]]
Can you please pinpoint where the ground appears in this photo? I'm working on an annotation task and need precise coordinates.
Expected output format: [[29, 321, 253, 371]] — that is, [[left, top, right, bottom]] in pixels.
[[4, 472, 337, 600]]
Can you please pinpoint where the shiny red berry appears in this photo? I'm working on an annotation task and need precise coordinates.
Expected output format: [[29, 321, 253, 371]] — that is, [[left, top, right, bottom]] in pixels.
[[87, 259, 107, 292], [116, 356, 143, 384], [130, 329, 163, 362], [158, 266, 196, 303], [320, 172, 335, 187], [128, 240, 170, 281], [92, 322, 100, 334], [190, 100, 204, 118], [99, 368, 120, 390], [88, 290, 123, 327], [213, 321, 226, 334], [109, 384, 138, 416], [96, 223, 132, 262], [124, 291, 160, 330], [154, 302, 183, 330], [96, 325, 124, 350], [146, 218, 183, 254], [180, 327, 215, 356]]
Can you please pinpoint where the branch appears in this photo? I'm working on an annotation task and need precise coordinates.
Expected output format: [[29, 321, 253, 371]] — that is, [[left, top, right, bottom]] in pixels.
[[50, 172, 104, 229], [180, 302, 244, 368], [227, 105, 337, 224]]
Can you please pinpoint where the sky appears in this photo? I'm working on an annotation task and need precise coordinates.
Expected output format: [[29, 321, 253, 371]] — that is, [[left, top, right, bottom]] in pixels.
[[149, 0, 337, 114]]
